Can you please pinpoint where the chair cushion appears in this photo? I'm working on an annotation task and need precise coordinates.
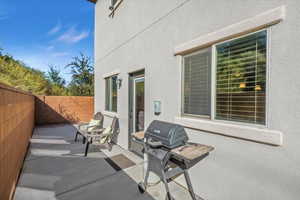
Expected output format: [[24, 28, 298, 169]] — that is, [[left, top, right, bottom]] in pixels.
[[100, 127, 112, 144], [87, 119, 102, 131]]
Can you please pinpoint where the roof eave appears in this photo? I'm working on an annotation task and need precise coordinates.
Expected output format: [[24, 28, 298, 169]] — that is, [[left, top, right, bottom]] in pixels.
[[87, 0, 97, 3]]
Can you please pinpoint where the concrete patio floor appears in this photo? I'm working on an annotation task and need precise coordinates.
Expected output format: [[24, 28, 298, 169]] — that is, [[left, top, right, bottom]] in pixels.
[[14, 124, 203, 200]]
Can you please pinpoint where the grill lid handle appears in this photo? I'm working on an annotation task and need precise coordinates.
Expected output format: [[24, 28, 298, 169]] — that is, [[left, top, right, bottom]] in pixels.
[[147, 139, 163, 148]]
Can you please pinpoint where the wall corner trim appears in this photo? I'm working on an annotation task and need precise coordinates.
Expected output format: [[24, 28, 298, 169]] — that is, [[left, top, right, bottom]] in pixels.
[[174, 5, 286, 55], [175, 117, 283, 146]]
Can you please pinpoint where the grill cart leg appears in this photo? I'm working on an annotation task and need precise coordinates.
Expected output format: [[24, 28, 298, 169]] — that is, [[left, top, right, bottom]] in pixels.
[[184, 170, 198, 200], [138, 182, 146, 193], [138, 165, 150, 193], [161, 169, 173, 200], [144, 167, 150, 186]]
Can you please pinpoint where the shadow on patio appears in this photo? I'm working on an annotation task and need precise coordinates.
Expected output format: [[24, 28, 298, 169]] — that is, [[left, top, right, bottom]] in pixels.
[[1, 84, 199, 200], [14, 124, 154, 200]]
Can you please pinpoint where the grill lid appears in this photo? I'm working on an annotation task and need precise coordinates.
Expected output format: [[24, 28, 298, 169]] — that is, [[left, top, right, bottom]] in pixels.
[[145, 120, 188, 149]]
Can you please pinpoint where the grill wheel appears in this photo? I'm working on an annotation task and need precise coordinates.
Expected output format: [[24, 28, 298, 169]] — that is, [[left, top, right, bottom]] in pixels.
[[138, 182, 146, 193]]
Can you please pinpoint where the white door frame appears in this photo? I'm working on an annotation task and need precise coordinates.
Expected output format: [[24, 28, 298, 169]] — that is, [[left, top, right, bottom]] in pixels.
[[133, 76, 145, 133]]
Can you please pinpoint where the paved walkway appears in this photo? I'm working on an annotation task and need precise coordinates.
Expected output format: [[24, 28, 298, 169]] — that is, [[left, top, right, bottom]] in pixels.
[[14, 124, 201, 200]]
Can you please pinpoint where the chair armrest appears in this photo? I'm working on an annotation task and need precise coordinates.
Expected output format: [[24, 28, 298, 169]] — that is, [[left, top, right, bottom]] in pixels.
[[86, 124, 96, 129], [89, 128, 105, 134], [86, 124, 103, 129], [79, 122, 89, 125], [78, 122, 89, 129]]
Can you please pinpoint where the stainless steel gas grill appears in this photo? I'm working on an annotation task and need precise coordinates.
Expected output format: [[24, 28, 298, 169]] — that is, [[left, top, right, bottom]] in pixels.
[[133, 120, 214, 200]]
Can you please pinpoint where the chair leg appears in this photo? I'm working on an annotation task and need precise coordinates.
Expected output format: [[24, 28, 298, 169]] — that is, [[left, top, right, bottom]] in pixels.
[[85, 141, 90, 157], [75, 132, 78, 142]]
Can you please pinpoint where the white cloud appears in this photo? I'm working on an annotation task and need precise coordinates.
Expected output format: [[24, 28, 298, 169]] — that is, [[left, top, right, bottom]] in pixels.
[[57, 26, 89, 44], [48, 21, 62, 35]]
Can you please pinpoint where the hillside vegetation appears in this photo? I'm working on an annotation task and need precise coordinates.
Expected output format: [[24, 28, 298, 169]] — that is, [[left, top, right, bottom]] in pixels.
[[0, 49, 94, 96], [0, 54, 52, 95]]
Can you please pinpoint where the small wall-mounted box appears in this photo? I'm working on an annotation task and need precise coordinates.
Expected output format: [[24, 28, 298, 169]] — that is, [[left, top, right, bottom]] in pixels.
[[154, 101, 161, 115]]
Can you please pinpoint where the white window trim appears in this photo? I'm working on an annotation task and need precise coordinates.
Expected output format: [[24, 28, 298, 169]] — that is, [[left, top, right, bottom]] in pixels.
[[174, 116, 283, 146], [178, 29, 283, 146], [174, 6, 285, 55], [103, 69, 120, 78]]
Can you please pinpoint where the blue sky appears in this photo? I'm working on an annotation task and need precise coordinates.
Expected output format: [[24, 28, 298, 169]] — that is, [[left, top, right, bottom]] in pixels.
[[0, 0, 94, 82]]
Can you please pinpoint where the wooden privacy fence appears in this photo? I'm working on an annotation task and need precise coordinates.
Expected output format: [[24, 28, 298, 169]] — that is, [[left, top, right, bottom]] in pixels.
[[0, 83, 94, 200], [0, 83, 35, 200], [35, 96, 94, 125]]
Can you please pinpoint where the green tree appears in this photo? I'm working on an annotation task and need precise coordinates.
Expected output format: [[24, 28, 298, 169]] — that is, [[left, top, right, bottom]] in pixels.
[[67, 53, 94, 96], [0, 48, 94, 96], [47, 65, 66, 86], [46, 65, 69, 96]]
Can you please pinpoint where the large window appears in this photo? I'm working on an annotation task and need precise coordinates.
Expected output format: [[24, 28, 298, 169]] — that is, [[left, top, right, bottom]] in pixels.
[[105, 75, 118, 112], [216, 31, 267, 125], [182, 30, 267, 125], [183, 49, 211, 117]]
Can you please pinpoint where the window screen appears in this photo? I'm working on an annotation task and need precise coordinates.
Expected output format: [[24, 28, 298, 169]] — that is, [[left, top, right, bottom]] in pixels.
[[105, 75, 118, 112], [183, 49, 211, 116], [215, 31, 267, 124]]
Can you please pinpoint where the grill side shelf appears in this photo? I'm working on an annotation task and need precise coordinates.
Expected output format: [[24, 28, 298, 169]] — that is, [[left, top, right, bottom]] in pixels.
[[170, 143, 214, 169]]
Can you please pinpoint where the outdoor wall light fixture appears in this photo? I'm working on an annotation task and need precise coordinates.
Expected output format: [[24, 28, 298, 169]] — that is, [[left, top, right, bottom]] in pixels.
[[117, 78, 122, 89], [154, 100, 161, 115]]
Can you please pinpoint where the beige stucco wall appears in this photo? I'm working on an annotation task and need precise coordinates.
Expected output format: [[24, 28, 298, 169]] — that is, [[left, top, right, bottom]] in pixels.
[[94, 0, 300, 199]]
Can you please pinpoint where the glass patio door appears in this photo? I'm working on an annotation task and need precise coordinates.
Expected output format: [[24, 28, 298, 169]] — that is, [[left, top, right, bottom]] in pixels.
[[133, 77, 145, 133], [128, 71, 145, 157]]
